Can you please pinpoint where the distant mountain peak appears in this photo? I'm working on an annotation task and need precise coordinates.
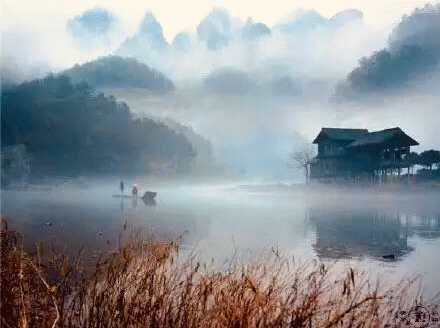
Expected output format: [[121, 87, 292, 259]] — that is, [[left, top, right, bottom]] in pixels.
[[115, 11, 169, 63], [172, 32, 192, 51], [329, 9, 363, 26], [241, 18, 271, 40], [134, 12, 168, 48], [67, 7, 116, 38], [277, 8, 362, 34], [138, 12, 163, 37], [277, 9, 327, 33], [197, 8, 233, 50]]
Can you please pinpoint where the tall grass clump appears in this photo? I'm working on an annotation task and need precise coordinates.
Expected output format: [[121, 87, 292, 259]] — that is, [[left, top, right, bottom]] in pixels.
[[0, 219, 430, 327]]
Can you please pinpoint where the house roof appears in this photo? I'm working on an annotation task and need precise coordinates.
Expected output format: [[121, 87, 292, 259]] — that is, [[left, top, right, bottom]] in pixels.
[[347, 127, 419, 148], [312, 128, 369, 144]]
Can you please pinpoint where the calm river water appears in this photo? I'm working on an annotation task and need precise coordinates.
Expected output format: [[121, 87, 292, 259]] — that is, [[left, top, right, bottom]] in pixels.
[[2, 178, 440, 296]]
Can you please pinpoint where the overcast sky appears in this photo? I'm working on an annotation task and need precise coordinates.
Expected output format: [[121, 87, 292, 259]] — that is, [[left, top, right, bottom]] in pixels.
[[2, 0, 430, 40]]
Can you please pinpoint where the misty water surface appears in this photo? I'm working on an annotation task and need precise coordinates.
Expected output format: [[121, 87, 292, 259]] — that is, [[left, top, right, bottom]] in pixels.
[[2, 179, 440, 295]]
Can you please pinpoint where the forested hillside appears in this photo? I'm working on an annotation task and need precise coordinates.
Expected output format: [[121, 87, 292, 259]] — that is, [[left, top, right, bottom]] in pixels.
[[1, 75, 194, 175], [62, 56, 174, 92]]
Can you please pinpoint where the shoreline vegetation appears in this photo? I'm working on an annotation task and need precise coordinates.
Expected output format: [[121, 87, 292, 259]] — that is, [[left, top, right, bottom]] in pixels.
[[1, 219, 434, 328]]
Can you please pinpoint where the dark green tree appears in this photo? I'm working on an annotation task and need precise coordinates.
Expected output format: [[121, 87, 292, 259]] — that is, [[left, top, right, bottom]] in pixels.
[[418, 150, 440, 171]]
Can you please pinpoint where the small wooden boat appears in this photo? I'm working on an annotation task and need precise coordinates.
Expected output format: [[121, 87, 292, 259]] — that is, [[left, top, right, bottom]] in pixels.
[[142, 191, 157, 200]]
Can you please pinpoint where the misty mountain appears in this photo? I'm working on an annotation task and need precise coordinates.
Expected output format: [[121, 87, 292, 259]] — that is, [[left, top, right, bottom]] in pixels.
[[276, 9, 362, 34], [62, 56, 174, 92], [172, 32, 192, 52], [335, 4, 440, 101], [203, 68, 257, 94], [105, 6, 368, 86], [1, 75, 193, 175], [203, 67, 302, 97], [196, 8, 271, 47], [277, 10, 327, 33], [116, 12, 169, 60], [197, 8, 233, 50], [329, 9, 363, 27], [67, 7, 117, 40], [388, 4, 440, 52], [160, 118, 223, 175], [240, 18, 271, 41], [162, 118, 213, 160]]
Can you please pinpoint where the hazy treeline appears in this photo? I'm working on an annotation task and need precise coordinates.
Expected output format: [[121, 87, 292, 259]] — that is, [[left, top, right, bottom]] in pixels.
[[335, 4, 440, 101], [62, 56, 174, 92], [1, 75, 195, 176]]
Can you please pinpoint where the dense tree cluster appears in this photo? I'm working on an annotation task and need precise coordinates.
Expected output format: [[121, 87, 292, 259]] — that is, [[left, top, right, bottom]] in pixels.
[[1, 75, 194, 176], [406, 150, 440, 175], [62, 56, 174, 92], [342, 46, 437, 95], [416, 150, 440, 171]]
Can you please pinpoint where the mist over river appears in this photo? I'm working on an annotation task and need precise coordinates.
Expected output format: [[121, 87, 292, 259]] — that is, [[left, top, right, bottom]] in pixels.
[[2, 178, 440, 296]]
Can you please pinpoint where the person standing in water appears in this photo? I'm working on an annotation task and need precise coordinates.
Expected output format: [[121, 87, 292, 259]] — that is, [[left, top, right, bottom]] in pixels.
[[132, 184, 138, 197], [120, 180, 124, 195]]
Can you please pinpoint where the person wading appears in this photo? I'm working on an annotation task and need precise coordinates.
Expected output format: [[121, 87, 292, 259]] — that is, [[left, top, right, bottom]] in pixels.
[[120, 180, 124, 195]]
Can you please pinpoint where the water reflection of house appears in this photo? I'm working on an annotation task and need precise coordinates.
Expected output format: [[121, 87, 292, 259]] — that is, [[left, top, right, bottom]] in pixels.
[[309, 208, 412, 260], [310, 127, 419, 183], [408, 215, 440, 240], [1, 144, 31, 185]]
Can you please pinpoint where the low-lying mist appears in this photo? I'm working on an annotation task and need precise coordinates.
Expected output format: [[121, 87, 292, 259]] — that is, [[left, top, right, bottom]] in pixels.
[[2, 3, 440, 179]]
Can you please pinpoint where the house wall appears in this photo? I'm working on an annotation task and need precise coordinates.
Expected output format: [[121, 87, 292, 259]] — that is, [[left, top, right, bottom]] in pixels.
[[312, 145, 415, 183], [318, 140, 349, 158]]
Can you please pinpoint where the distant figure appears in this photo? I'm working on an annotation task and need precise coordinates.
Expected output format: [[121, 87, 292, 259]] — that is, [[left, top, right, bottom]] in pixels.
[[120, 180, 124, 194], [132, 184, 138, 197]]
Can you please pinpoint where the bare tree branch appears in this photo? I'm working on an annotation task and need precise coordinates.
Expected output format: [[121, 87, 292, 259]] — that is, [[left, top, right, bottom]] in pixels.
[[288, 145, 316, 184]]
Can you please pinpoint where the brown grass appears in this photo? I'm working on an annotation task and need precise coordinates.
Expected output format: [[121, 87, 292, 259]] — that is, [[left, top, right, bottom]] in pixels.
[[0, 218, 430, 327]]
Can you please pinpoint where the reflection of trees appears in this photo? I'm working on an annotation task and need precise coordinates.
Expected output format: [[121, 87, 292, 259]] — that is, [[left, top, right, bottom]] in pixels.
[[310, 208, 412, 260]]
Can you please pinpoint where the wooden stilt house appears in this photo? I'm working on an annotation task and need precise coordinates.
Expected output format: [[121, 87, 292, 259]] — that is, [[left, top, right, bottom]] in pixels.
[[310, 127, 419, 183]]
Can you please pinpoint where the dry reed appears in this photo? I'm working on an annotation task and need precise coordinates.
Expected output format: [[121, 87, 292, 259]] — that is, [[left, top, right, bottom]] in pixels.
[[0, 219, 431, 327]]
